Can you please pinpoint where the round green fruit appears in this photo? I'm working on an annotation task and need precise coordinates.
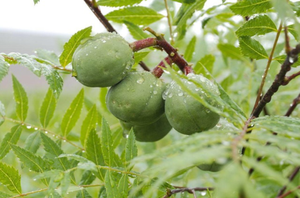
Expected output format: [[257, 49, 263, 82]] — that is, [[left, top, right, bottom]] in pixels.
[[121, 114, 172, 142], [72, 32, 134, 87], [106, 71, 165, 125], [197, 162, 223, 172], [164, 73, 221, 135]]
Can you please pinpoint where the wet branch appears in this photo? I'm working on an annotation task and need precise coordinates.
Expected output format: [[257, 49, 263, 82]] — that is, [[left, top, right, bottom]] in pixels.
[[163, 187, 214, 198], [152, 56, 173, 78]]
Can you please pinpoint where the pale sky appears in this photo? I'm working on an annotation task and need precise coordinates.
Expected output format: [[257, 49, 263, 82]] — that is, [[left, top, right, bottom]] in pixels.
[[0, 0, 227, 35]]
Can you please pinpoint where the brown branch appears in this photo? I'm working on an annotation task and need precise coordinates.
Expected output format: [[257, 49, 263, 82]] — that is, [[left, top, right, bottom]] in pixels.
[[130, 28, 193, 74], [152, 56, 173, 78], [282, 70, 300, 85], [277, 167, 300, 197], [83, 0, 116, 33], [163, 187, 214, 198], [251, 44, 300, 118]]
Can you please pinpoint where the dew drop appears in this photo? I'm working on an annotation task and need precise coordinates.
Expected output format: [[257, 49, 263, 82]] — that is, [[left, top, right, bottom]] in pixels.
[[82, 150, 86, 153], [86, 53, 89, 56], [26, 125, 32, 129], [63, 140, 66, 143], [178, 92, 183, 96], [94, 46, 97, 49], [201, 191, 207, 196], [168, 93, 173, 98], [34, 127, 38, 130], [153, 90, 157, 95], [33, 178, 37, 181], [136, 78, 145, 84], [289, 57, 294, 63], [45, 131, 48, 134]]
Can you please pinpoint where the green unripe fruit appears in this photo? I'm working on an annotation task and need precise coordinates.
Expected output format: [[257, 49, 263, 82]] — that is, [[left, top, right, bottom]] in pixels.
[[121, 114, 172, 142], [164, 74, 221, 135], [197, 162, 223, 172], [106, 71, 165, 125], [72, 32, 134, 87]]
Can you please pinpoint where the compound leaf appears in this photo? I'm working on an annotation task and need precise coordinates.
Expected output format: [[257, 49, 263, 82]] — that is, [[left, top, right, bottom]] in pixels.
[[194, 54, 215, 75], [12, 75, 28, 122], [236, 15, 277, 36], [40, 133, 70, 170], [86, 129, 105, 181], [105, 6, 164, 25], [40, 88, 57, 128], [123, 21, 149, 40], [97, 0, 142, 7], [0, 162, 22, 194], [230, 0, 272, 16], [0, 101, 5, 126], [59, 26, 92, 67], [124, 129, 137, 169], [101, 119, 122, 167], [11, 144, 50, 173], [0, 124, 23, 159], [80, 105, 98, 146], [238, 36, 268, 59], [105, 171, 123, 198], [24, 131, 41, 154], [61, 89, 84, 137], [0, 55, 9, 83], [184, 36, 197, 62]]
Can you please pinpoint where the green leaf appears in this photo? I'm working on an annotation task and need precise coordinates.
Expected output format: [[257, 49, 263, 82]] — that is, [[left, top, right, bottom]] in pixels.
[[105, 6, 164, 25], [0, 162, 22, 194], [123, 21, 149, 40], [287, 24, 299, 40], [86, 129, 106, 181], [7, 53, 42, 76], [105, 171, 123, 198], [76, 189, 92, 198], [40, 132, 71, 171], [10, 144, 49, 172], [40, 88, 57, 128], [0, 191, 12, 198], [230, 0, 272, 16], [217, 43, 243, 60], [124, 129, 137, 169], [0, 101, 5, 126], [35, 49, 60, 66], [80, 105, 98, 146], [0, 55, 9, 83], [274, 54, 300, 67], [59, 26, 92, 67], [238, 36, 268, 59], [174, 1, 206, 36], [0, 125, 22, 159], [236, 15, 277, 36], [12, 75, 28, 121], [193, 54, 215, 75], [33, 0, 40, 4], [184, 36, 197, 62], [24, 131, 41, 154], [173, 0, 196, 3], [79, 170, 96, 185], [214, 163, 265, 198], [61, 89, 84, 137], [118, 174, 129, 198], [101, 119, 122, 167], [97, 0, 142, 7], [42, 69, 63, 98]]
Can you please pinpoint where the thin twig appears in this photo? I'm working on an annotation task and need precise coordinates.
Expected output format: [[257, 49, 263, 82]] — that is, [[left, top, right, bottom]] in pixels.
[[164, 0, 174, 44], [163, 187, 214, 198], [152, 56, 173, 78], [5, 117, 85, 151], [277, 185, 300, 198], [252, 23, 282, 114], [283, 70, 300, 85]]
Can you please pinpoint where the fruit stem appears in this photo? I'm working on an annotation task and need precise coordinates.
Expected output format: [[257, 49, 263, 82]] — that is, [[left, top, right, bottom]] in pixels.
[[130, 27, 193, 75], [152, 56, 173, 78]]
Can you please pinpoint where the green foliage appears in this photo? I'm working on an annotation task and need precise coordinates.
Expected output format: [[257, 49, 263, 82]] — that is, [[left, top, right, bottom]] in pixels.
[[105, 6, 164, 25], [59, 26, 92, 67], [2, 0, 300, 197]]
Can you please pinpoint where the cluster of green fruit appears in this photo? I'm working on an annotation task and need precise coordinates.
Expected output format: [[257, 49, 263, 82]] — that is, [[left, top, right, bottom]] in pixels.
[[72, 32, 221, 143]]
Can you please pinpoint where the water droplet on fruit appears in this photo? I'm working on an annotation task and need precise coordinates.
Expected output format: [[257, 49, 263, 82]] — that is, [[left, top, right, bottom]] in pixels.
[[153, 90, 157, 95], [94, 46, 97, 49], [205, 109, 211, 113], [137, 78, 144, 84], [178, 92, 183, 96], [86, 53, 88, 56]]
